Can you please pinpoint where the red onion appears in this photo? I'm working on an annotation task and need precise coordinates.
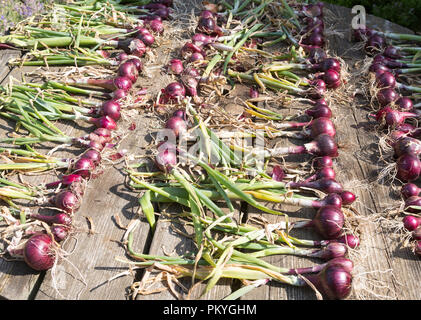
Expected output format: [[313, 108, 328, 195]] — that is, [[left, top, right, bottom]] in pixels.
[[376, 71, 396, 88], [118, 38, 147, 57], [271, 165, 286, 182], [383, 46, 404, 60], [302, 32, 325, 47], [305, 264, 352, 300], [91, 116, 117, 131], [118, 61, 139, 83], [172, 109, 187, 120], [133, 26, 151, 36], [200, 10, 214, 19], [312, 58, 341, 73], [305, 134, 339, 157], [396, 97, 414, 111], [403, 215, 421, 231], [138, 32, 155, 46], [413, 227, 421, 241], [401, 183, 421, 199], [192, 33, 213, 46], [181, 76, 199, 97], [101, 100, 121, 121], [93, 128, 112, 141], [271, 134, 338, 158], [308, 206, 345, 239], [116, 52, 128, 62], [197, 17, 216, 35], [110, 89, 127, 100], [336, 233, 360, 249], [23, 234, 56, 271], [189, 52, 205, 63], [289, 177, 343, 194], [317, 69, 341, 89], [81, 149, 102, 165], [155, 149, 177, 172], [287, 258, 353, 276], [307, 117, 336, 138], [249, 87, 259, 99], [307, 47, 327, 64], [147, 19, 164, 33], [162, 82, 186, 101], [396, 153, 421, 182], [393, 137, 421, 157], [340, 191, 357, 206], [45, 174, 82, 189], [73, 158, 95, 178], [365, 34, 386, 55], [404, 196, 421, 213], [165, 116, 187, 137], [305, 104, 332, 119], [52, 191, 80, 213], [305, 167, 336, 182], [302, 3, 324, 18], [127, 58, 143, 72], [30, 212, 72, 226], [151, 7, 170, 19], [307, 79, 327, 99], [313, 156, 333, 169], [370, 62, 391, 75], [168, 59, 184, 74]]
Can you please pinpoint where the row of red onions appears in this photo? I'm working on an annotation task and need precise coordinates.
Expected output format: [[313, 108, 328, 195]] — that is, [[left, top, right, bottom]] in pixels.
[[22, 1, 174, 271], [354, 27, 421, 259], [151, 4, 356, 299]]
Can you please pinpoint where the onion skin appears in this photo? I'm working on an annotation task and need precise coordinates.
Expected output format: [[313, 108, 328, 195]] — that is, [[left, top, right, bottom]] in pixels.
[[23, 234, 55, 271]]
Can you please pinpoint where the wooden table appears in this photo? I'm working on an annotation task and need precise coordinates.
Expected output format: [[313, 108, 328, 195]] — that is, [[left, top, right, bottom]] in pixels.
[[0, 3, 420, 300]]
